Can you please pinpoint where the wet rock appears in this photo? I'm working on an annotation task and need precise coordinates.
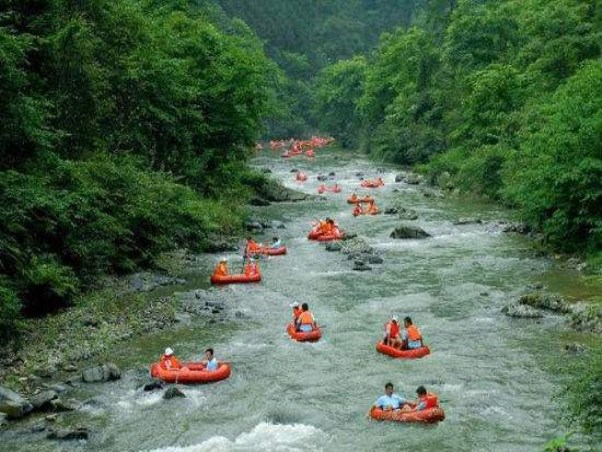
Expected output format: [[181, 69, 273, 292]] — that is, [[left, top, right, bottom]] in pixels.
[[163, 387, 186, 399], [248, 197, 270, 206], [47, 427, 89, 441], [325, 242, 342, 252], [33, 367, 55, 379], [258, 181, 314, 202], [64, 376, 82, 386], [394, 174, 404, 183], [30, 390, 58, 411], [261, 168, 272, 174], [45, 414, 58, 422], [128, 273, 184, 293], [31, 423, 46, 433], [142, 380, 165, 392], [62, 364, 78, 373], [502, 222, 530, 234], [398, 209, 418, 221], [569, 305, 602, 334], [365, 255, 384, 265], [480, 291, 489, 296], [81, 363, 121, 383], [501, 304, 543, 318], [453, 218, 482, 225], [50, 399, 77, 412], [0, 386, 33, 419], [211, 308, 220, 314], [518, 293, 571, 314], [316, 174, 328, 182], [341, 232, 357, 240], [244, 220, 263, 231], [269, 220, 286, 229], [390, 225, 430, 239], [404, 174, 422, 185], [355, 172, 364, 178], [290, 168, 299, 173], [42, 384, 67, 394], [341, 237, 373, 255], [384, 207, 399, 215], [353, 261, 372, 271], [0, 413, 7, 427], [565, 343, 587, 355]]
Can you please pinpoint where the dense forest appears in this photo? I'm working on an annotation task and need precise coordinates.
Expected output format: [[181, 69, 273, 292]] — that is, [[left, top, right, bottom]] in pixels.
[[314, 0, 602, 260], [0, 0, 277, 342]]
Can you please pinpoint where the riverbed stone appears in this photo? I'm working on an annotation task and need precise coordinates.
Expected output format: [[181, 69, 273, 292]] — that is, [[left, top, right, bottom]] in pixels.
[[390, 225, 430, 239], [340, 237, 373, 255], [30, 390, 58, 411], [142, 380, 165, 392], [50, 398, 77, 412], [0, 386, 33, 419], [81, 363, 121, 383], [353, 261, 372, 271], [47, 427, 89, 441], [248, 196, 270, 206], [325, 242, 342, 252], [501, 304, 543, 318], [316, 174, 327, 181], [365, 255, 384, 265], [518, 293, 571, 313], [453, 218, 482, 225], [244, 219, 263, 231], [31, 423, 46, 433], [33, 367, 55, 379], [163, 387, 186, 399]]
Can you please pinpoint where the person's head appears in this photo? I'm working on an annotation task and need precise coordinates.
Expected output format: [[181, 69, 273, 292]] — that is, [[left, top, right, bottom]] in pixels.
[[220, 257, 228, 264], [290, 301, 300, 309], [273, 236, 279, 242], [392, 316, 398, 324], [385, 382, 394, 396], [416, 386, 426, 397], [246, 235, 253, 241], [404, 316, 413, 327], [205, 348, 214, 359], [164, 347, 174, 356], [325, 217, 332, 223], [301, 302, 309, 311]]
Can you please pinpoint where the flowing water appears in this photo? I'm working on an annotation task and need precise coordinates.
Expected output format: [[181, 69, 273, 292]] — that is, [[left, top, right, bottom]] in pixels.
[[2, 151, 597, 451]]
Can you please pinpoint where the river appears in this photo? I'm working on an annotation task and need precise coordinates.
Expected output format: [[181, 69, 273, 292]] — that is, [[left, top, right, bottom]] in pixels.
[[1, 151, 596, 451]]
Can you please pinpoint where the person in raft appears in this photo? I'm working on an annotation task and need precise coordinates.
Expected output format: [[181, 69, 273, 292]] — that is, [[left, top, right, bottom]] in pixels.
[[401, 316, 423, 350], [270, 236, 282, 248], [383, 316, 402, 349], [297, 302, 317, 332], [349, 192, 359, 203], [373, 382, 407, 411], [290, 301, 302, 328], [244, 257, 260, 276], [201, 348, 218, 371], [160, 348, 183, 370], [412, 386, 440, 411], [352, 203, 363, 216], [244, 236, 262, 257], [213, 257, 229, 277]]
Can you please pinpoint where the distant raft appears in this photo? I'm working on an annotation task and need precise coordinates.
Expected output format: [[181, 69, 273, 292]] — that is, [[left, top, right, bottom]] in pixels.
[[375, 342, 431, 359], [369, 406, 445, 423], [210, 273, 261, 285], [287, 323, 322, 342], [150, 362, 231, 384]]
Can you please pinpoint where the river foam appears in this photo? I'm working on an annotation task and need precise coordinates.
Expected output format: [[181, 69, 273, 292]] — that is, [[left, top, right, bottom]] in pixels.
[[145, 422, 327, 452]]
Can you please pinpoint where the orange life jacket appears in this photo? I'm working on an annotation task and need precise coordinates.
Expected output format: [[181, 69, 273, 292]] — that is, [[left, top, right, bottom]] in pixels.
[[244, 262, 259, 276], [353, 205, 362, 216], [386, 321, 400, 339], [160, 355, 182, 370], [419, 392, 439, 409], [214, 263, 228, 277], [247, 240, 260, 252], [406, 324, 422, 341], [298, 310, 314, 325], [293, 307, 301, 319]]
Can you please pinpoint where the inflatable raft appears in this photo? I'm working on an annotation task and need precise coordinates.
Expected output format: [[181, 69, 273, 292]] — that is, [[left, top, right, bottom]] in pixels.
[[210, 273, 261, 285], [150, 362, 231, 384], [376, 342, 430, 359], [315, 231, 345, 241], [369, 406, 445, 423], [259, 246, 287, 256], [360, 179, 384, 188], [287, 323, 322, 342]]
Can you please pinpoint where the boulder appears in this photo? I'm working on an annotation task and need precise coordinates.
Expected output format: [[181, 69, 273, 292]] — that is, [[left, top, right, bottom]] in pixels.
[[269, 220, 286, 229], [365, 255, 384, 265], [248, 197, 270, 206], [31, 423, 46, 433], [453, 218, 482, 226], [163, 387, 186, 399], [353, 261, 372, 272], [340, 237, 373, 255], [565, 343, 587, 355], [501, 304, 543, 318], [390, 225, 430, 239], [316, 174, 327, 182], [394, 174, 404, 183], [324, 242, 342, 252], [30, 390, 58, 411], [518, 293, 571, 313], [398, 209, 418, 221], [0, 386, 33, 419], [142, 380, 165, 392], [61, 364, 78, 373], [384, 207, 399, 215], [244, 220, 263, 231], [404, 174, 421, 185], [33, 367, 55, 379], [81, 363, 121, 383], [50, 399, 77, 412], [47, 427, 89, 441]]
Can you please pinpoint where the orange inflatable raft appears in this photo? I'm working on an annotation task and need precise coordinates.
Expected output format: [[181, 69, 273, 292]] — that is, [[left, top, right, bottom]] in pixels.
[[376, 342, 431, 359], [287, 323, 322, 342], [360, 179, 384, 188], [150, 362, 231, 384], [210, 273, 261, 285], [258, 246, 287, 256], [369, 406, 445, 423]]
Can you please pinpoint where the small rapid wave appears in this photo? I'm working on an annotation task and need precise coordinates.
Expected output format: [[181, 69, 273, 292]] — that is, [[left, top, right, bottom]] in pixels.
[[145, 422, 327, 452]]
